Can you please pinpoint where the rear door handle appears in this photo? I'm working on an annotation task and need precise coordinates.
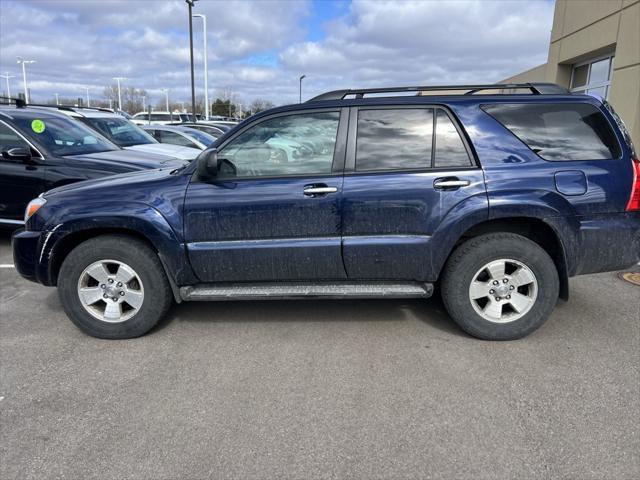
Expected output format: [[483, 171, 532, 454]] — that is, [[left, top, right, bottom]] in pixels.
[[303, 185, 338, 196], [433, 178, 470, 189]]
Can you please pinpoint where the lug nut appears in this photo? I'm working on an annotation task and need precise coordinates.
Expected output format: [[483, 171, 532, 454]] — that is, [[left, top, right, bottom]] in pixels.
[[510, 285, 515, 290], [108, 278, 114, 284], [116, 282, 122, 287], [493, 280, 499, 285], [112, 297, 118, 302], [119, 291, 125, 296], [495, 297, 500, 301], [103, 294, 107, 298], [100, 284, 106, 289], [489, 289, 495, 294], [506, 295, 511, 299], [503, 279, 508, 283]]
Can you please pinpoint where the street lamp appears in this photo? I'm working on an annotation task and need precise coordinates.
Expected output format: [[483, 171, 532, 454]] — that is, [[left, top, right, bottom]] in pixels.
[[299, 74, 306, 103], [16, 58, 35, 103], [186, 0, 198, 122], [192, 13, 209, 120], [142, 95, 146, 112], [161, 88, 169, 112], [113, 76, 127, 111], [83, 87, 90, 107], [55, 93, 59, 105], [0, 73, 15, 98]]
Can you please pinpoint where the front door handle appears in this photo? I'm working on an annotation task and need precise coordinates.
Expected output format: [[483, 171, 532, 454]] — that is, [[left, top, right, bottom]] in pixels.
[[433, 178, 470, 189], [303, 185, 338, 196]]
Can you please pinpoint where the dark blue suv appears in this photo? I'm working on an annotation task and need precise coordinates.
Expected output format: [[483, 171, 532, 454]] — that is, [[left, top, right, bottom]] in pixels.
[[12, 83, 640, 340]]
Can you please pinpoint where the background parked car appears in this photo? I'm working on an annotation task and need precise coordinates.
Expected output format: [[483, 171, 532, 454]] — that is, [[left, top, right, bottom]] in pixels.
[[0, 103, 186, 226], [142, 124, 216, 150], [171, 122, 226, 138], [40, 106, 201, 161]]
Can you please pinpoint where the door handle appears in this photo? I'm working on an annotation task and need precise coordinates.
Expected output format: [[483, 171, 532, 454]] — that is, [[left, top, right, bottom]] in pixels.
[[433, 178, 470, 189], [303, 185, 338, 196]]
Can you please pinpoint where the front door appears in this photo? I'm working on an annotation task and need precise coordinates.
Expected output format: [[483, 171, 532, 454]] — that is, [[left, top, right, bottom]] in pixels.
[[0, 121, 45, 223], [184, 108, 348, 282], [341, 106, 487, 281]]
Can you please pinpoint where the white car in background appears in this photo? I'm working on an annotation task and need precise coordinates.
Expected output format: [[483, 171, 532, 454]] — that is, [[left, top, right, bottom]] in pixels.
[[42, 107, 201, 161]]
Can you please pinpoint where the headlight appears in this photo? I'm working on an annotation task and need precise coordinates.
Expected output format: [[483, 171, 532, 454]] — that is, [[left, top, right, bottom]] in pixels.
[[24, 197, 47, 223]]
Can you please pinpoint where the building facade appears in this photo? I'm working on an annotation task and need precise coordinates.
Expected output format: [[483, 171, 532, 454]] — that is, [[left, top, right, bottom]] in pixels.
[[502, 0, 639, 148]]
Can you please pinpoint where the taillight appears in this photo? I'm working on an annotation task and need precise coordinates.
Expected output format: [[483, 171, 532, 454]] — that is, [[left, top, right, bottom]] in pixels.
[[627, 159, 640, 211]]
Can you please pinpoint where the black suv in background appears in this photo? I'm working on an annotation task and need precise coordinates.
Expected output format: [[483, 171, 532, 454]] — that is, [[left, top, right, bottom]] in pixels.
[[0, 102, 186, 226]]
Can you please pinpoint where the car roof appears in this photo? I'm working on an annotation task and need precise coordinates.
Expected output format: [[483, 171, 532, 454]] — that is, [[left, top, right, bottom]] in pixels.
[[0, 105, 83, 121]]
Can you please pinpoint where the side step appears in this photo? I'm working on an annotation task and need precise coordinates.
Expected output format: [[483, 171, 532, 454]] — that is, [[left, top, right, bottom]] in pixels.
[[180, 281, 433, 302]]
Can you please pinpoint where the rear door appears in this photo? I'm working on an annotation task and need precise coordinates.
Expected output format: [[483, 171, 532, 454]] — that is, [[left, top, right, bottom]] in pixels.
[[0, 121, 45, 223], [341, 106, 487, 281], [184, 108, 348, 282]]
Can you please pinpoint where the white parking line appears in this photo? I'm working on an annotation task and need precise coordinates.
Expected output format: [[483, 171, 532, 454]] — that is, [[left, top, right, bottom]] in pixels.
[[0, 264, 15, 268]]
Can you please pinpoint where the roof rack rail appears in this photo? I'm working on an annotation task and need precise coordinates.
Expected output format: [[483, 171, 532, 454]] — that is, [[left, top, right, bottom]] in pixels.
[[307, 83, 569, 102], [26, 102, 116, 114], [0, 96, 26, 108]]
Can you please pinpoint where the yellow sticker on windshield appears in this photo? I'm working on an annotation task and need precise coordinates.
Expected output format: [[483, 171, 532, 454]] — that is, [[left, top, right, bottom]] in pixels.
[[31, 119, 45, 134]]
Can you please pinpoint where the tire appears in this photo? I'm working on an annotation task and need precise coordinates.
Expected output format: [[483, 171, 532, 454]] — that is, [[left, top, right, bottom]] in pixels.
[[58, 235, 173, 339], [441, 233, 559, 340]]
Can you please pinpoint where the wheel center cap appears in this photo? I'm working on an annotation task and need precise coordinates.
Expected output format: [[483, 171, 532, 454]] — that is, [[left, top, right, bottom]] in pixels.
[[495, 284, 510, 297], [105, 286, 118, 297]]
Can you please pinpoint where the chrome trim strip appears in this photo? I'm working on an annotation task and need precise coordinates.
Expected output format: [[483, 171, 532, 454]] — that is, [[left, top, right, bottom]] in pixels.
[[0, 218, 25, 225]]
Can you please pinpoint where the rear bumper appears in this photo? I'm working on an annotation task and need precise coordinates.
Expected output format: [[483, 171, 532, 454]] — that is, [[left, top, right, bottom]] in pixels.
[[11, 229, 43, 282]]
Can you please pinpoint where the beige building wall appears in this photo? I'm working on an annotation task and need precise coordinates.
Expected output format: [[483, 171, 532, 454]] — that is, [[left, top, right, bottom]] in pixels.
[[502, 0, 640, 149]]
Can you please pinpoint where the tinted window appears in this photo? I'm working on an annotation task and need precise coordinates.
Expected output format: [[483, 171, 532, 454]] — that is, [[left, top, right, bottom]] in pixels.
[[356, 109, 433, 171], [83, 117, 156, 147], [483, 103, 621, 161], [159, 130, 198, 148], [218, 112, 339, 178], [434, 110, 472, 167], [133, 113, 148, 120], [151, 113, 171, 121], [11, 116, 116, 156], [181, 128, 216, 147], [0, 123, 30, 154]]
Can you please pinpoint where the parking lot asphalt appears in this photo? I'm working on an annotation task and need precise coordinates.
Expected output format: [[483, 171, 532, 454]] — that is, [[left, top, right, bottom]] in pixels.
[[0, 230, 639, 480]]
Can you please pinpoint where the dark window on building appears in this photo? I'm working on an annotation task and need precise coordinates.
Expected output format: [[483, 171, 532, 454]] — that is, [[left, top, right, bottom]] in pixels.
[[434, 110, 472, 167], [483, 103, 621, 161], [356, 108, 433, 171]]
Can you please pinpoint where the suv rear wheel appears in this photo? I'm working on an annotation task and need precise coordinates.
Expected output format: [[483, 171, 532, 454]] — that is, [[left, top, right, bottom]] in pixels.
[[441, 233, 559, 340], [58, 235, 173, 339]]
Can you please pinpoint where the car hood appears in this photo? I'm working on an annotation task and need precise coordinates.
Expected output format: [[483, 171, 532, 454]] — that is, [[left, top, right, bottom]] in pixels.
[[64, 149, 185, 169], [43, 165, 185, 198], [125, 143, 200, 160]]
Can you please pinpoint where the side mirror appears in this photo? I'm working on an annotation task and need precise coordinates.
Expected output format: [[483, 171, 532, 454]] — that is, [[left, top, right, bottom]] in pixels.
[[1, 147, 33, 163], [196, 148, 218, 180]]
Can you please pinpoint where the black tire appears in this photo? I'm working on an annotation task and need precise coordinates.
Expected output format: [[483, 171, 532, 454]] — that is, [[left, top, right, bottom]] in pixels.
[[58, 235, 173, 339], [441, 233, 559, 340]]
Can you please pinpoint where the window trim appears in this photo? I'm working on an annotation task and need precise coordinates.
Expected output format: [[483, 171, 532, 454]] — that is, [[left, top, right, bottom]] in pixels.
[[194, 107, 347, 182], [345, 104, 478, 174], [0, 119, 45, 160], [570, 53, 614, 98], [481, 101, 623, 162]]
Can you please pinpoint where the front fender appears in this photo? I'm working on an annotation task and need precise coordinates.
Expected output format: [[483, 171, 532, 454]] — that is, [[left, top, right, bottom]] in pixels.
[[37, 202, 198, 286]]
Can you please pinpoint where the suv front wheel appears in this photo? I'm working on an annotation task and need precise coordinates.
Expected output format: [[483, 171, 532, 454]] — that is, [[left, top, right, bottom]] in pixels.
[[58, 235, 173, 339], [441, 233, 559, 340]]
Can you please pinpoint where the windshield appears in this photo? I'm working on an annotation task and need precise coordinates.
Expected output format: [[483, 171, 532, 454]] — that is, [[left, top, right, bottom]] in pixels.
[[13, 115, 117, 156], [182, 128, 216, 147], [83, 117, 156, 147]]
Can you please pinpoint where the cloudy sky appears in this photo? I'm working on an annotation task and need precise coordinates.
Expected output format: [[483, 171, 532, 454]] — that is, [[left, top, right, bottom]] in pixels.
[[0, 0, 555, 107]]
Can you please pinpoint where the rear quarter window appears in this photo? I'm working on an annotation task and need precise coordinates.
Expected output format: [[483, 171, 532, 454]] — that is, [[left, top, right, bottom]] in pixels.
[[482, 103, 621, 161]]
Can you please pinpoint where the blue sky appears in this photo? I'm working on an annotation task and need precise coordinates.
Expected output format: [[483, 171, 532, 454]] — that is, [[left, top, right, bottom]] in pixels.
[[0, 0, 555, 107]]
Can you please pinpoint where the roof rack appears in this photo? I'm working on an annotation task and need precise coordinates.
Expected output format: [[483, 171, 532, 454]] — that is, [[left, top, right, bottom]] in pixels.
[[307, 83, 569, 102], [27, 103, 116, 114], [0, 96, 26, 108]]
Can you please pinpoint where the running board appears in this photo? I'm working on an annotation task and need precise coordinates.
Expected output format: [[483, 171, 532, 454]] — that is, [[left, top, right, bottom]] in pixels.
[[180, 282, 433, 301]]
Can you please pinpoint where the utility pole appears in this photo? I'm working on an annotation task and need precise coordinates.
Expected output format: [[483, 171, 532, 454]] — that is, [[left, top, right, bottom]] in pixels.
[[186, 0, 198, 122], [84, 87, 90, 107], [113, 77, 126, 111], [192, 13, 209, 120], [16, 58, 35, 103], [142, 95, 146, 112], [162, 89, 169, 111], [0, 73, 15, 98], [299, 74, 306, 103]]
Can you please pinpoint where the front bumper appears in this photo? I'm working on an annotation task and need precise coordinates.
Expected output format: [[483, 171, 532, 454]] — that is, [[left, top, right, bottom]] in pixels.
[[12, 229, 43, 282]]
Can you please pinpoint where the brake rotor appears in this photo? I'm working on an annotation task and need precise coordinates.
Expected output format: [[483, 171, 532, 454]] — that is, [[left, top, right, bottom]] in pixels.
[[619, 272, 640, 286]]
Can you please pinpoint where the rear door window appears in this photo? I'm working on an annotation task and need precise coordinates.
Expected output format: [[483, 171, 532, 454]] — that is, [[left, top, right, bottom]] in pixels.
[[482, 103, 621, 161]]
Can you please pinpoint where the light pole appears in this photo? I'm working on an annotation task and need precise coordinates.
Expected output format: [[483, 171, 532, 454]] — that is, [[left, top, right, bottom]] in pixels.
[[55, 93, 59, 105], [162, 88, 169, 111], [186, 0, 198, 122], [142, 95, 146, 112], [113, 77, 126, 111], [16, 58, 35, 102], [83, 87, 90, 107], [299, 74, 306, 103], [192, 13, 209, 120], [0, 74, 15, 98]]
